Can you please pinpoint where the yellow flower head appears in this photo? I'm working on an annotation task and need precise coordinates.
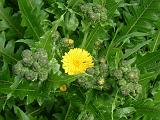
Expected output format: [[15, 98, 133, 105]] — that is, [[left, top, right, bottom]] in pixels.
[[61, 48, 94, 75]]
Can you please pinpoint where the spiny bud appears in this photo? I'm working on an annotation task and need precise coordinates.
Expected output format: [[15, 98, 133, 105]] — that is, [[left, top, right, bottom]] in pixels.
[[22, 49, 32, 58], [13, 61, 23, 75], [135, 84, 142, 94], [127, 68, 139, 82], [25, 70, 38, 81], [118, 79, 127, 86], [120, 86, 130, 96], [52, 31, 61, 42], [86, 68, 95, 75], [113, 69, 123, 79], [89, 12, 100, 21], [94, 40, 102, 50], [59, 84, 67, 92], [33, 49, 48, 61], [97, 78, 105, 86], [32, 62, 41, 72], [38, 70, 48, 82], [22, 57, 33, 67], [99, 58, 106, 64]]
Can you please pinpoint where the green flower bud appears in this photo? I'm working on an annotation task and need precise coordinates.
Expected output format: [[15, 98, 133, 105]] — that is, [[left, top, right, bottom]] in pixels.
[[113, 69, 123, 79], [80, 4, 92, 13], [127, 82, 135, 91], [120, 86, 130, 96], [92, 4, 101, 13], [135, 84, 142, 94], [52, 31, 61, 42], [22, 57, 33, 67], [127, 68, 139, 82], [13, 61, 23, 75], [100, 10, 107, 21], [86, 68, 95, 75], [118, 79, 127, 86], [97, 78, 105, 86], [38, 70, 48, 81], [32, 62, 41, 72], [24, 70, 38, 81], [22, 49, 32, 58], [33, 48, 48, 61], [99, 58, 106, 64], [88, 12, 100, 21]]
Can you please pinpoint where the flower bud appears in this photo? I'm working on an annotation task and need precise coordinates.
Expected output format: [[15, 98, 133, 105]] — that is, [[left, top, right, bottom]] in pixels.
[[97, 78, 105, 86], [25, 70, 38, 81], [113, 69, 123, 79], [64, 38, 74, 46], [118, 79, 127, 86], [127, 68, 139, 82], [60, 84, 67, 92]]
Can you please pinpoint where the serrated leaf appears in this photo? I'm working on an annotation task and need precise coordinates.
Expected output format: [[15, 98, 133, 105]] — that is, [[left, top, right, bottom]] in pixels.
[[36, 14, 64, 59], [136, 51, 160, 72], [0, 32, 17, 63], [122, 0, 160, 35], [17, 0, 44, 41], [123, 40, 150, 58], [0, 6, 24, 38]]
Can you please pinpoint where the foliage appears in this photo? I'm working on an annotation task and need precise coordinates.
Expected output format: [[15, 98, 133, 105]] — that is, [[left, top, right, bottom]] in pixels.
[[0, 0, 160, 120]]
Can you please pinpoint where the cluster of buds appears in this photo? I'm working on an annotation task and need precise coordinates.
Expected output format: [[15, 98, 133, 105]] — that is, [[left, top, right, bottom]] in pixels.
[[78, 57, 109, 89], [112, 61, 142, 96], [13, 49, 51, 82], [80, 3, 107, 22]]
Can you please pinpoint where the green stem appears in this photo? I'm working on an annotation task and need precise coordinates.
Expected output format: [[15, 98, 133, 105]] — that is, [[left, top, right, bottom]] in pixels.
[[81, 31, 89, 48], [65, 102, 71, 120]]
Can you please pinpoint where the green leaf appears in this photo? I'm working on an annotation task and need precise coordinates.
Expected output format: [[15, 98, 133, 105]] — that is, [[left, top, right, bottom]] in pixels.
[[115, 107, 136, 119], [106, 0, 122, 18], [107, 48, 123, 70], [14, 106, 30, 120], [123, 40, 150, 59], [150, 30, 160, 52], [139, 72, 158, 98], [81, 23, 104, 52], [136, 51, 160, 72], [64, 11, 79, 32], [0, 6, 24, 38], [36, 14, 64, 59], [17, 0, 44, 41], [16, 39, 35, 48], [0, 61, 10, 80], [50, 74, 80, 91], [122, 0, 160, 35], [0, 31, 17, 63]]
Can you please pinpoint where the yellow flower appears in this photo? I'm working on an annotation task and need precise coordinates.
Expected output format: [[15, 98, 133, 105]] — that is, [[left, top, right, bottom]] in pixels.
[[61, 48, 94, 75]]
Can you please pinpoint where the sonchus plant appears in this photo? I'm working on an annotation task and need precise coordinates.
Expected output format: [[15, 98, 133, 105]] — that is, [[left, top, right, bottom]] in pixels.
[[1, 0, 160, 120]]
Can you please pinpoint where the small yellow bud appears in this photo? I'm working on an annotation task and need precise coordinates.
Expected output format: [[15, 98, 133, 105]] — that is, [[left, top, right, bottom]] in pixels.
[[64, 38, 74, 45], [97, 79, 105, 85], [59, 84, 67, 92]]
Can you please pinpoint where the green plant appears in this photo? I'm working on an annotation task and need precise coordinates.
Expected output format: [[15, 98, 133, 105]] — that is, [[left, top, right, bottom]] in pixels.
[[0, 0, 160, 120]]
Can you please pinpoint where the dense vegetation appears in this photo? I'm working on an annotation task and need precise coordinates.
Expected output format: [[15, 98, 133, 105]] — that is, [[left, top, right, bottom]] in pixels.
[[0, 0, 160, 119]]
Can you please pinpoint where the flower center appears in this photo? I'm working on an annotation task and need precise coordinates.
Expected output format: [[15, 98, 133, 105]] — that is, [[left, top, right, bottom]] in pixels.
[[73, 60, 81, 67]]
